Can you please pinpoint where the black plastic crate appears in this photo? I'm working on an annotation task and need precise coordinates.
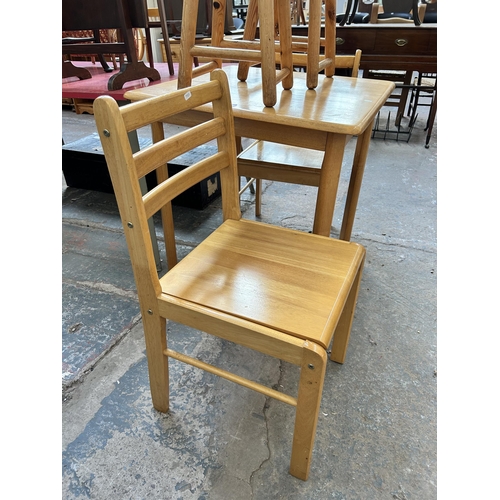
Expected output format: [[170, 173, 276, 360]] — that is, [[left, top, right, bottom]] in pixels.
[[62, 133, 221, 209]]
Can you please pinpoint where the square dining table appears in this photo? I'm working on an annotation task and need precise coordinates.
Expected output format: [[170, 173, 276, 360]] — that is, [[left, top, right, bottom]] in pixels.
[[124, 65, 394, 241]]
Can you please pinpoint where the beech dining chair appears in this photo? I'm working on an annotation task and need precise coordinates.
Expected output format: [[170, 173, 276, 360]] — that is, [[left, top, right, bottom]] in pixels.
[[177, 0, 337, 106], [94, 69, 366, 480]]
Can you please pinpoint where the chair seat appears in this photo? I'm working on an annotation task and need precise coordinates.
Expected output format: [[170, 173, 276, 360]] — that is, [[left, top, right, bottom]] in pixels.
[[378, 12, 412, 19], [160, 219, 365, 349], [238, 140, 325, 186], [420, 77, 436, 89]]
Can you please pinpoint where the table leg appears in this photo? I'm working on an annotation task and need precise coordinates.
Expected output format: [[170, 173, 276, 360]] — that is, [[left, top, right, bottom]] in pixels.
[[312, 132, 346, 237], [62, 60, 92, 80], [339, 120, 374, 241]]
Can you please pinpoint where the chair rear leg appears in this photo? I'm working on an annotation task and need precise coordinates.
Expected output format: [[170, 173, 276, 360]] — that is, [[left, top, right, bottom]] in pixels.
[[289, 342, 327, 481], [255, 179, 262, 216], [330, 257, 365, 364]]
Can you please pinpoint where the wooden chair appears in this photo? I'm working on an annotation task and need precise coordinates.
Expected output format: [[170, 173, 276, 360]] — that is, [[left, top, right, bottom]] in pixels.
[[369, 0, 427, 25], [94, 69, 366, 481], [420, 0, 437, 22], [238, 51, 362, 234], [177, 0, 336, 107], [363, 67, 413, 127], [407, 72, 437, 147], [236, 0, 337, 92]]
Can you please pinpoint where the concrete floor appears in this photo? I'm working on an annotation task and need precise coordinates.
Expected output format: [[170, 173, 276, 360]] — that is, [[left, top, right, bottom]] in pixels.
[[62, 100, 437, 499]]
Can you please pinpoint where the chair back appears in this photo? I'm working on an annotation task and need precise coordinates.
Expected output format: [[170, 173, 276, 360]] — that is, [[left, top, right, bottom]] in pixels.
[[274, 50, 362, 78], [371, 0, 425, 24], [93, 69, 241, 284], [381, 0, 415, 13], [335, 51, 362, 78]]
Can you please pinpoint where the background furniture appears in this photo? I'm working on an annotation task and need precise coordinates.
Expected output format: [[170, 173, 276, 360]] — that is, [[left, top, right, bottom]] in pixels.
[[293, 21, 436, 74], [338, 0, 358, 25], [94, 69, 366, 481], [407, 72, 437, 147], [62, 62, 178, 103], [233, 0, 249, 23], [291, 0, 307, 25], [363, 0, 426, 127], [354, 2, 425, 128], [63, 28, 147, 76], [158, 36, 211, 65], [293, 22, 437, 144], [62, 0, 160, 90], [369, 0, 426, 25], [420, 0, 437, 22], [146, 4, 175, 75], [238, 51, 362, 221], [364, 68, 412, 126], [62, 29, 117, 75]]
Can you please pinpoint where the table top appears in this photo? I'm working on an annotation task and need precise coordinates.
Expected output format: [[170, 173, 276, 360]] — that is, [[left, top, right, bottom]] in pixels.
[[124, 65, 395, 136]]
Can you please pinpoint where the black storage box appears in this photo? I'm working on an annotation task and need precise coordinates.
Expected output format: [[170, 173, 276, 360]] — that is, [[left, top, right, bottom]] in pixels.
[[62, 133, 221, 210]]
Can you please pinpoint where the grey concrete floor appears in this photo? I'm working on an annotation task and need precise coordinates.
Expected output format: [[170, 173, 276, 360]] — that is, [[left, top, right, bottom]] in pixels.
[[62, 100, 437, 499]]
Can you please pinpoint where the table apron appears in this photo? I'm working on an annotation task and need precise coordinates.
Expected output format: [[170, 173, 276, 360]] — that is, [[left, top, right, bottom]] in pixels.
[[158, 109, 334, 151], [233, 118, 330, 151], [147, 106, 374, 240]]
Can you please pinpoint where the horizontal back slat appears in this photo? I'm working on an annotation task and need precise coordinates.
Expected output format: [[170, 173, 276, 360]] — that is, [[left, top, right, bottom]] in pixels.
[[275, 53, 355, 68], [134, 117, 226, 179], [191, 45, 264, 63], [143, 152, 230, 218], [330, 56, 355, 68], [121, 80, 221, 133]]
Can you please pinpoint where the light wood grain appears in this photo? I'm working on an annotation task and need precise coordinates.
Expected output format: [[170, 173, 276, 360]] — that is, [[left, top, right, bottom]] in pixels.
[[125, 65, 394, 136], [96, 69, 367, 481], [176, 0, 336, 106], [237, 51, 363, 234], [290, 342, 327, 480], [160, 218, 365, 349], [165, 348, 298, 406], [125, 65, 393, 239]]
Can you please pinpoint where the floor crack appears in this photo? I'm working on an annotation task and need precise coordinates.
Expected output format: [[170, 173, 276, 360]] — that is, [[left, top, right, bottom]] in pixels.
[[249, 361, 285, 496]]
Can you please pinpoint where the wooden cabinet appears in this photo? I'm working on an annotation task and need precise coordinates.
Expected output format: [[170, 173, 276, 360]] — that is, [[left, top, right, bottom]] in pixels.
[[292, 24, 437, 73], [370, 27, 431, 55], [336, 29, 377, 53]]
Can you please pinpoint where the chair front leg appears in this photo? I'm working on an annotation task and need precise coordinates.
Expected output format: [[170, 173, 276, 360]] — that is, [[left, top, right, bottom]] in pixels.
[[142, 313, 170, 413], [289, 342, 327, 481]]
